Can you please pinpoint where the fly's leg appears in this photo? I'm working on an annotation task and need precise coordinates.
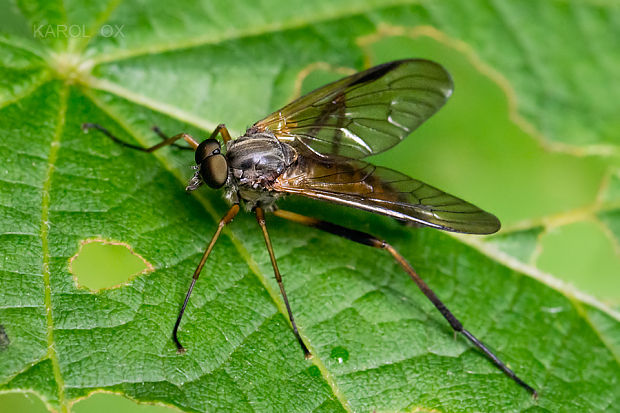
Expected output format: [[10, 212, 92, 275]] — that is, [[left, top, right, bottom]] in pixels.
[[82, 123, 199, 152], [273, 209, 538, 397], [172, 204, 240, 353], [208, 123, 233, 143], [255, 207, 311, 358], [151, 126, 195, 150]]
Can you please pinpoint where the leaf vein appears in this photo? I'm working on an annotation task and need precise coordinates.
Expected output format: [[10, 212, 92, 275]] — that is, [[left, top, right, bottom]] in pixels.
[[89, 0, 417, 65], [40, 84, 69, 412]]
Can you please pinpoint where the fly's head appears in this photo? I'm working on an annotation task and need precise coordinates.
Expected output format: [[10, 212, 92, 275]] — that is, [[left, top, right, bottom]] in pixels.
[[186, 139, 229, 191]]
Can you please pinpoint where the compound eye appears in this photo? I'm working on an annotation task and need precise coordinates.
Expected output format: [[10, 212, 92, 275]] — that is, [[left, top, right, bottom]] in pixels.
[[195, 139, 221, 164], [200, 154, 228, 188]]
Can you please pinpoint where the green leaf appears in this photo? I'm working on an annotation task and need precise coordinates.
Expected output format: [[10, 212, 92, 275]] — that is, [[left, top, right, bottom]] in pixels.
[[1, 0, 620, 412]]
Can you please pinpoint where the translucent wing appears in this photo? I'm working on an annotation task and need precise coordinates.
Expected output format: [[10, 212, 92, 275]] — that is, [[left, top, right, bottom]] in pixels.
[[253, 59, 453, 160], [273, 157, 500, 234]]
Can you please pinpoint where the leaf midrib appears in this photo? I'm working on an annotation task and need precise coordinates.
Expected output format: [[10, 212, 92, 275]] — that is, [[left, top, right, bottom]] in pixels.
[[41, 84, 69, 412]]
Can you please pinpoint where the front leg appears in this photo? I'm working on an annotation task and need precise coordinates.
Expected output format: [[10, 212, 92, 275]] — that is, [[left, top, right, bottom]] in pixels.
[[82, 123, 199, 152], [209, 123, 233, 143], [172, 204, 239, 352]]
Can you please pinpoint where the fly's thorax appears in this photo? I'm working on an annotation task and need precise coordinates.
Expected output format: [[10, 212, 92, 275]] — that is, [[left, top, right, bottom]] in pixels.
[[226, 131, 297, 190]]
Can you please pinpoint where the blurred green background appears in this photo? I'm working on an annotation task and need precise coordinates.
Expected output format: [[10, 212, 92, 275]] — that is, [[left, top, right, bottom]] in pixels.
[[1, 3, 618, 412]]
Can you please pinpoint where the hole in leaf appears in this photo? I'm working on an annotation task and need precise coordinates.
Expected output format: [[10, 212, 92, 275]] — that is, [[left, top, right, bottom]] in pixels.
[[0, 393, 48, 413], [537, 221, 620, 306], [70, 239, 153, 291], [72, 392, 182, 413]]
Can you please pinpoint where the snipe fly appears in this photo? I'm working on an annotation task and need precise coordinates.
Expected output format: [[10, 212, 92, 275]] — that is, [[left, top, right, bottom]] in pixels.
[[83, 59, 536, 396]]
